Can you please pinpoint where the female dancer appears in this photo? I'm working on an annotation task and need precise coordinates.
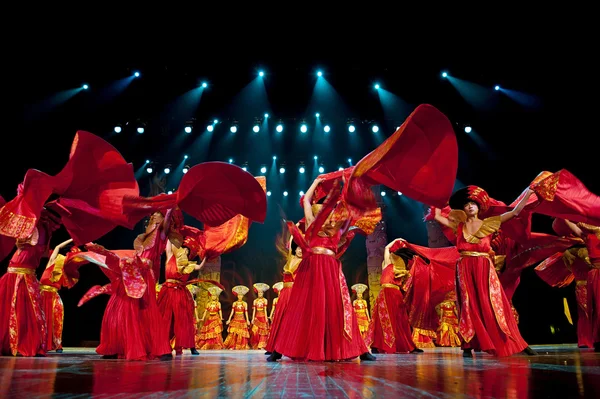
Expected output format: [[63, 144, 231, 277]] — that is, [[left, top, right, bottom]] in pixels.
[[436, 291, 461, 347], [270, 177, 374, 361], [197, 286, 225, 350], [269, 282, 283, 322], [224, 285, 251, 350], [39, 238, 73, 353], [433, 186, 537, 357], [250, 283, 270, 349], [351, 284, 370, 341]]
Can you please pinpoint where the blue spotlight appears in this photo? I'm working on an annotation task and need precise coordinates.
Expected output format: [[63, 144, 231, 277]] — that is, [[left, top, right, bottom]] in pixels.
[[272, 155, 277, 160], [182, 166, 189, 174], [259, 71, 264, 77], [229, 158, 233, 163], [82, 84, 89, 89], [207, 125, 214, 132], [313, 155, 318, 160], [381, 191, 386, 196], [318, 166, 325, 173], [283, 191, 288, 197], [441, 71, 448, 78], [317, 71, 322, 77], [372, 125, 379, 133], [114, 126, 122, 133], [398, 192, 403, 196], [168, 190, 173, 195], [348, 158, 352, 163], [276, 124, 283, 133], [338, 166, 344, 171], [464, 126, 472, 133], [230, 125, 237, 133], [184, 126, 192, 133], [260, 166, 267, 173], [324, 125, 330, 133], [134, 71, 140, 77], [253, 125, 260, 133], [300, 124, 307, 133], [164, 166, 171, 174], [279, 167, 285, 174], [299, 191, 304, 196], [264, 113, 269, 118], [146, 166, 153, 174], [374, 84, 380, 90], [213, 119, 218, 124], [315, 112, 320, 118], [202, 82, 208, 88], [494, 85, 500, 91], [348, 125, 355, 133], [137, 127, 144, 134], [267, 191, 272, 196], [299, 166, 305, 173]]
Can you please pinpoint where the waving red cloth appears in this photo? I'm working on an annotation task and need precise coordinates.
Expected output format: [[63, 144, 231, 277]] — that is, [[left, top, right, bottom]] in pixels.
[[346, 104, 458, 210], [0, 131, 140, 246]]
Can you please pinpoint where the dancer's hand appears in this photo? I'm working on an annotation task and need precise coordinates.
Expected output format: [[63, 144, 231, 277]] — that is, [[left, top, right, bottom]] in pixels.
[[226, 320, 230, 325]]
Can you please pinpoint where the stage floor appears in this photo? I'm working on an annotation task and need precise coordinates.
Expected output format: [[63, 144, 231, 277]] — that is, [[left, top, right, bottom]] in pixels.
[[1, 345, 598, 398]]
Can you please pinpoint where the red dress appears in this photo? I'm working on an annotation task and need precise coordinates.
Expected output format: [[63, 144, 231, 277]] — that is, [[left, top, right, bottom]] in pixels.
[[273, 231, 369, 361], [250, 298, 270, 349], [585, 233, 600, 344], [157, 255, 196, 351], [264, 273, 294, 352], [456, 217, 528, 356], [196, 301, 224, 349], [39, 265, 64, 352], [365, 264, 416, 353], [436, 299, 461, 347], [353, 299, 370, 339], [0, 238, 48, 356], [224, 301, 250, 349]]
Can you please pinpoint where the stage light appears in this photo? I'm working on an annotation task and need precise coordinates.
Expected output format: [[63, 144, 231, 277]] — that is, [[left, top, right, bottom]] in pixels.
[[134, 71, 140, 77], [494, 85, 500, 90], [381, 191, 386, 196], [315, 112, 320, 118], [182, 166, 189, 174], [146, 166, 153, 174], [267, 191, 272, 196], [259, 71, 264, 77], [318, 166, 325, 173], [230, 125, 238, 133], [202, 82, 208, 88], [145, 160, 150, 164], [464, 126, 472, 133], [372, 125, 379, 133], [164, 166, 171, 174], [260, 166, 267, 173], [82, 84, 88, 89], [338, 166, 344, 171], [314, 155, 318, 160], [299, 191, 304, 196], [300, 124, 308, 133], [167, 190, 173, 195], [184, 155, 188, 159], [348, 125, 355, 133], [213, 119, 218, 124], [317, 71, 322, 77], [114, 125, 122, 133], [229, 158, 233, 163], [184, 126, 192, 133], [276, 124, 283, 133], [272, 155, 277, 160], [283, 191, 288, 196], [279, 167, 285, 174], [242, 167, 247, 171], [398, 192, 403, 196], [441, 71, 448, 78], [374, 83, 380, 89], [207, 125, 214, 132], [137, 127, 144, 134], [253, 125, 260, 133], [348, 158, 352, 163], [299, 166, 305, 173], [324, 125, 330, 133], [264, 113, 269, 118]]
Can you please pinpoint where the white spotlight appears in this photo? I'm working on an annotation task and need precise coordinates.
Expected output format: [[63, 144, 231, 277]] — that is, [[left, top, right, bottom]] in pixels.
[[283, 191, 288, 196], [137, 127, 144, 134], [324, 125, 331, 133], [134, 71, 140, 77], [318, 166, 325, 173], [267, 191, 272, 196], [300, 124, 307, 133], [372, 125, 379, 133], [260, 166, 267, 173], [299, 167, 305, 173], [464, 126, 472, 133], [276, 124, 283, 133], [315, 112, 320, 117], [253, 125, 260, 133], [279, 167, 285, 174], [184, 126, 192, 133], [182, 167, 189, 174], [164, 167, 171, 174], [114, 126, 122, 133], [167, 190, 173, 195], [207, 125, 214, 132], [230, 125, 237, 133], [381, 191, 386, 196], [494, 85, 500, 91], [299, 191, 304, 196], [348, 125, 355, 133], [146, 167, 153, 174]]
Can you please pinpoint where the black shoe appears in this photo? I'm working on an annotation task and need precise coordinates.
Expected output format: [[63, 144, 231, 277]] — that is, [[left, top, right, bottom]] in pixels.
[[160, 354, 173, 361], [266, 351, 282, 362], [594, 343, 600, 352], [360, 352, 376, 361], [522, 346, 538, 356], [264, 351, 272, 355], [462, 349, 473, 358], [371, 348, 379, 354], [102, 354, 118, 359], [190, 348, 199, 355], [410, 348, 424, 353], [56, 349, 63, 353]]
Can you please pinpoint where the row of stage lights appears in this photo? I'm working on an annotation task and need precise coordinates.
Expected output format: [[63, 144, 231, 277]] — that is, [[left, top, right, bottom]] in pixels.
[[267, 189, 402, 198]]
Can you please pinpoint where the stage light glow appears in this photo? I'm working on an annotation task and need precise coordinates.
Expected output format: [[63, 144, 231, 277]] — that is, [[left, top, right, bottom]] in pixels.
[[494, 85, 500, 90], [338, 166, 344, 171], [276, 124, 283, 133], [283, 191, 288, 196], [184, 155, 188, 159], [464, 126, 472, 133], [300, 191, 304, 196], [300, 124, 307, 133], [267, 191, 271, 196], [372, 125, 379, 133], [299, 167, 305, 173], [202, 82, 207, 88], [230, 125, 237, 133], [137, 127, 144, 134], [264, 113, 269, 118], [348, 125, 355, 133], [114, 126, 122, 133], [381, 191, 386, 196], [134, 71, 140, 77], [164, 167, 170, 174], [167, 190, 173, 195], [398, 191, 403, 196], [315, 112, 320, 117], [259, 71, 264, 77], [273, 155, 277, 160], [213, 119, 218, 124], [229, 158, 233, 163], [146, 167, 153, 174], [317, 71, 322, 77], [260, 166, 267, 173], [313, 155, 318, 160], [253, 125, 260, 133], [207, 125, 214, 132], [442, 71, 448, 78], [318, 166, 325, 173], [348, 158, 352, 163], [182, 167, 189, 174], [242, 167, 247, 171], [279, 167, 285, 174], [374, 84, 380, 89], [324, 125, 330, 133], [184, 126, 192, 133], [82, 84, 88, 89], [145, 160, 150, 164]]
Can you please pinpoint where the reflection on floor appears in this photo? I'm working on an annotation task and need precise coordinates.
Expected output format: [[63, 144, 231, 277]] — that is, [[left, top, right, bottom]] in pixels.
[[1, 345, 599, 398]]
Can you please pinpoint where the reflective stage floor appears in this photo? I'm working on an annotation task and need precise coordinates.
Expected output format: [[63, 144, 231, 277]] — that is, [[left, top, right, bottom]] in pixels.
[[1, 345, 598, 398]]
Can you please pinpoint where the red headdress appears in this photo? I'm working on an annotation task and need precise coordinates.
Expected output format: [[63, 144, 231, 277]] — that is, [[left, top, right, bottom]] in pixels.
[[449, 185, 491, 213]]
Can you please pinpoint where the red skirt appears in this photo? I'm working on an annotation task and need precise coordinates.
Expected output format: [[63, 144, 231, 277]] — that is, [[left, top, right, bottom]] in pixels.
[[41, 288, 64, 351], [265, 286, 292, 352], [367, 287, 416, 353], [250, 312, 270, 349], [273, 253, 368, 361], [96, 273, 172, 360], [456, 257, 528, 356], [196, 313, 224, 350], [588, 269, 600, 344], [575, 282, 593, 347], [157, 284, 196, 350], [0, 271, 46, 356]]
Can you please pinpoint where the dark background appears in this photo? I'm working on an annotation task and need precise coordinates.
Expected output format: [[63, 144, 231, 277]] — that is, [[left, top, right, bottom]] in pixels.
[[6, 29, 593, 346]]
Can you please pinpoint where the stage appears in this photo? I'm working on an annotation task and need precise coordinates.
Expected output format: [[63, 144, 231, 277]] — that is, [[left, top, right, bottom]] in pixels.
[[1, 345, 598, 398]]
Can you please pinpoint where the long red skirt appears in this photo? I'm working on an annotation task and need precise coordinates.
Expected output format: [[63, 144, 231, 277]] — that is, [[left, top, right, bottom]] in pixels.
[[250, 313, 270, 349], [367, 287, 416, 353], [273, 254, 368, 361], [0, 272, 46, 356], [196, 313, 224, 350], [265, 286, 292, 352], [575, 283, 593, 347], [41, 289, 64, 352], [457, 257, 528, 357], [97, 273, 172, 360], [157, 285, 196, 350], [588, 269, 600, 344]]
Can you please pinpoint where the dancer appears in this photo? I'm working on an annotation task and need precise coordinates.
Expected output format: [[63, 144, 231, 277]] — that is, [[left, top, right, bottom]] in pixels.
[[269, 282, 283, 322], [366, 239, 418, 354], [351, 284, 370, 341], [158, 240, 206, 356], [0, 212, 60, 356], [250, 283, 270, 350], [224, 285, 251, 350], [197, 286, 225, 350], [433, 186, 538, 357], [270, 177, 374, 361], [39, 238, 74, 353], [436, 291, 461, 347]]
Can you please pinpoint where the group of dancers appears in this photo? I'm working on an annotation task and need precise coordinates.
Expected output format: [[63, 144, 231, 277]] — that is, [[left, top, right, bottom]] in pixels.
[[0, 104, 598, 362]]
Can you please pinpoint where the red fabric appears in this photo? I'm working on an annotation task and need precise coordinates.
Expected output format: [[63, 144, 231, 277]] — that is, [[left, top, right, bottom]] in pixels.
[[40, 290, 63, 351], [528, 170, 600, 226], [575, 283, 594, 348], [347, 104, 458, 210], [223, 301, 250, 349], [264, 284, 293, 352], [588, 269, 600, 344], [0, 131, 140, 246], [365, 266, 415, 353], [534, 252, 576, 288], [157, 256, 196, 350], [455, 224, 529, 357]]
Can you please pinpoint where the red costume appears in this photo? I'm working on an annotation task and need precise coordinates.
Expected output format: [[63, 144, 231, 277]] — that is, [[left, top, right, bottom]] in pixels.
[[224, 285, 250, 350], [196, 286, 224, 350], [584, 230, 600, 347], [351, 283, 370, 341], [366, 262, 415, 353], [264, 271, 297, 353], [250, 283, 270, 350], [436, 292, 461, 347]]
